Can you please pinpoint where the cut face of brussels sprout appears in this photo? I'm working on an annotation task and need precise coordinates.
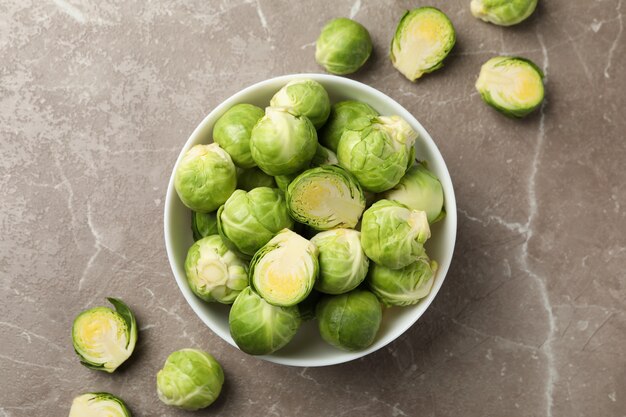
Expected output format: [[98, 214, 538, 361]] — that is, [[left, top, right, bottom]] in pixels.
[[475, 56, 545, 118], [213, 103, 264, 168], [229, 287, 301, 355], [390, 7, 456, 81], [368, 255, 437, 306], [191, 211, 218, 241], [269, 79, 331, 129], [69, 392, 131, 417], [72, 298, 137, 373], [236, 167, 276, 191], [156, 348, 224, 410], [319, 100, 378, 152], [287, 166, 365, 230], [185, 235, 248, 304], [217, 187, 294, 257], [316, 289, 382, 351], [250, 107, 318, 176], [310, 229, 369, 294], [471, 0, 537, 26], [337, 115, 417, 192], [381, 161, 445, 223], [250, 229, 319, 307], [174, 144, 237, 212], [360, 200, 431, 269], [315, 18, 373, 75]]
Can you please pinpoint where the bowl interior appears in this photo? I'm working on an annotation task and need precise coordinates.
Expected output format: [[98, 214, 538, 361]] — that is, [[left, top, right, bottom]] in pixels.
[[164, 73, 457, 367]]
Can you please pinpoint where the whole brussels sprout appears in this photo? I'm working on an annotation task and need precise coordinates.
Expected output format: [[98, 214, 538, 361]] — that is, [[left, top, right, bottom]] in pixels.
[[69, 392, 131, 417], [184, 235, 248, 304], [319, 100, 378, 152], [390, 7, 456, 81], [471, 0, 537, 26], [236, 167, 276, 191], [174, 144, 236, 212], [156, 348, 224, 410], [380, 161, 445, 223], [310, 229, 369, 294], [287, 166, 365, 230], [250, 229, 318, 307], [270, 79, 331, 129], [217, 187, 294, 257], [337, 115, 417, 193], [250, 107, 318, 176], [368, 255, 437, 306], [213, 103, 264, 168], [475, 56, 545, 118], [72, 298, 137, 373], [229, 287, 301, 355], [360, 200, 431, 269], [316, 289, 382, 351], [315, 18, 373, 75], [191, 211, 218, 241]]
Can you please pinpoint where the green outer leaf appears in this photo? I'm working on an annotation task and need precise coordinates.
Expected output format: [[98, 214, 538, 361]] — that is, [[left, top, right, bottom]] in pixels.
[[318, 100, 379, 152], [106, 298, 137, 350], [213, 103, 264, 168], [191, 211, 219, 241], [367, 256, 438, 306], [269, 79, 331, 129], [470, 0, 538, 26]]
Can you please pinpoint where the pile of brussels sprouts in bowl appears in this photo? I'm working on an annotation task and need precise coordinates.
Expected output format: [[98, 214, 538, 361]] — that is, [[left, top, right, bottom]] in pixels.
[[164, 73, 457, 367]]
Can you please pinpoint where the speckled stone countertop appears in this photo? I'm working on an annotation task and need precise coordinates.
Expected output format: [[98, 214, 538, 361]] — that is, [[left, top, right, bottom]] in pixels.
[[1, 1, 624, 416]]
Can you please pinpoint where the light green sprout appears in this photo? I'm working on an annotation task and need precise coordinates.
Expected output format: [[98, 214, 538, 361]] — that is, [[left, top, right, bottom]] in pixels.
[[390, 7, 456, 81], [315, 18, 373, 75], [184, 235, 248, 304], [156, 348, 224, 410], [368, 255, 438, 306], [319, 100, 378, 152], [213, 103, 264, 168], [191, 211, 218, 241], [270, 79, 331, 129], [174, 143, 236, 212], [471, 0, 538, 26], [475, 56, 545, 118]]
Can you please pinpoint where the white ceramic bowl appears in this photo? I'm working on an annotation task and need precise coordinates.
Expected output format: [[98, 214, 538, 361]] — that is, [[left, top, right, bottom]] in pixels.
[[164, 73, 457, 367]]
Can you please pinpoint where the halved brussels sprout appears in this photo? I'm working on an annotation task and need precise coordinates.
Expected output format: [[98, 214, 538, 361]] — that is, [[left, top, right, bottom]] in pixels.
[[360, 200, 431, 269], [250, 107, 318, 176], [72, 298, 137, 373], [337, 115, 417, 192], [213, 103, 264, 168], [310, 229, 369, 294], [250, 229, 318, 307], [319, 100, 378, 152], [156, 348, 224, 410], [390, 7, 456, 81], [236, 167, 276, 191], [287, 166, 365, 230], [69, 392, 131, 417], [316, 289, 382, 351], [315, 18, 373, 75], [191, 211, 218, 241], [475, 56, 545, 118], [174, 144, 237, 212], [471, 0, 537, 26], [380, 161, 445, 223], [217, 187, 294, 257], [368, 255, 438, 306], [229, 287, 301, 355], [269, 79, 331, 129], [184, 235, 248, 304]]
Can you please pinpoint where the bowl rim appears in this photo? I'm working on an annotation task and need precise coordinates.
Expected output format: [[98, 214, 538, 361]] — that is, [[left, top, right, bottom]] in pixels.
[[164, 73, 457, 367]]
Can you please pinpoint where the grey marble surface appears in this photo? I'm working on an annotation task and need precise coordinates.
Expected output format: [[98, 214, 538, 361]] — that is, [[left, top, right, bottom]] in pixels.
[[1, 0, 625, 416]]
